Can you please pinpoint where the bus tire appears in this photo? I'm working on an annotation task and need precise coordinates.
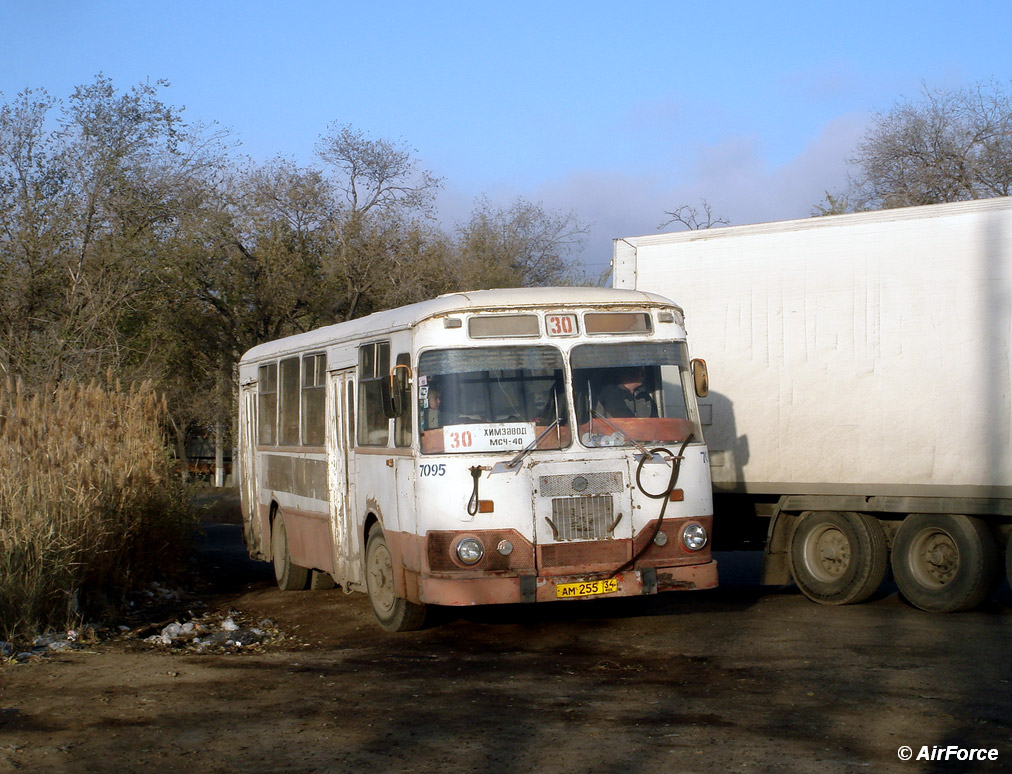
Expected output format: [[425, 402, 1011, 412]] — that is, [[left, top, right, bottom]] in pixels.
[[365, 526, 428, 632], [789, 511, 887, 605], [891, 514, 998, 613], [272, 511, 309, 591]]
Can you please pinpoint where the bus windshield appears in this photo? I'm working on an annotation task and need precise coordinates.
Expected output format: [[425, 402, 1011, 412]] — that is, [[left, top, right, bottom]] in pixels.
[[418, 346, 570, 454], [571, 342, 700, 448]]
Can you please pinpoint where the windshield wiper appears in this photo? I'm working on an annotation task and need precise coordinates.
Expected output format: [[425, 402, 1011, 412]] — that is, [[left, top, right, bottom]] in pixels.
[[489, 389, 566, 474], [589, 409, 664, 462], [489, 415, 566, 475]]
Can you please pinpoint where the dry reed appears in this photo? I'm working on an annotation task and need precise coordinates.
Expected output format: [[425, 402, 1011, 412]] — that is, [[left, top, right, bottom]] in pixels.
[[0, 379, 196, 642]]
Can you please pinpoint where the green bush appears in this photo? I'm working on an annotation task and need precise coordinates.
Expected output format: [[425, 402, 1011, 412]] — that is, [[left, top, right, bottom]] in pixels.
[[0, 380, 197, 642]]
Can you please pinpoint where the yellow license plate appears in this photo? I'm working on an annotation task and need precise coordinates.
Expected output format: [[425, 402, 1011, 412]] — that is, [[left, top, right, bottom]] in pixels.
[[555, 578, 619, 599]]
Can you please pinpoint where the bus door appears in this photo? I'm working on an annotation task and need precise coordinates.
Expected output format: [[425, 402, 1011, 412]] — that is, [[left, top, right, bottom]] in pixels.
[[326, 369, 362, 588], [530, 457, 636, 572], [238, 381, 264, 558]]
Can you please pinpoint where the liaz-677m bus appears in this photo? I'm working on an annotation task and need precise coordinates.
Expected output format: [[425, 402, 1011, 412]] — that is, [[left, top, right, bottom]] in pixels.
[[237, 287, 717, 631]]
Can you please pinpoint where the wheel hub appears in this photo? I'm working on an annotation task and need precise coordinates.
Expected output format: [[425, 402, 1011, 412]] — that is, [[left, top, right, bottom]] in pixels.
[[910, 530, 958, 586], [367, 540, 396, 614], [808, 526, 850, 580], [924, 537, 957, 579]]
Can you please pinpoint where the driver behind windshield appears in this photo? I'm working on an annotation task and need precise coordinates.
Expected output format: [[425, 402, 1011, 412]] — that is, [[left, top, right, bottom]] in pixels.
[[595, 366, 657, 418]]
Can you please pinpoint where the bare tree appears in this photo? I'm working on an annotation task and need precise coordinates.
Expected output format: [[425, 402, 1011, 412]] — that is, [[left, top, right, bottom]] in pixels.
[[819, 79, 1012, 213], [316, 123, 442, 218], [455, 196, 588, 289], [313, 124, 447, 320], [659, 199, 729, 230], [0, 88, 66, 381], [0, 76, 231, 387], [810, 191, 868, 217]]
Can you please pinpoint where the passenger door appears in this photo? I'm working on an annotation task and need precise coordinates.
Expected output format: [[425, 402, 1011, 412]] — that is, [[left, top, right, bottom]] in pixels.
[[238, 382, 264, 557], [326, 369, 362, 587]]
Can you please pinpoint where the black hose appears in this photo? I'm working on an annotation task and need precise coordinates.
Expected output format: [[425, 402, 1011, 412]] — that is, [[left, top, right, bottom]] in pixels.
[[467, 465, 483, 516], [609, 433, 694, 579]]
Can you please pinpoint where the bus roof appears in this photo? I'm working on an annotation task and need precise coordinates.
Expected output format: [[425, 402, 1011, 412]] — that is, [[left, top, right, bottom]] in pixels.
[[239, 286, 679, 363]]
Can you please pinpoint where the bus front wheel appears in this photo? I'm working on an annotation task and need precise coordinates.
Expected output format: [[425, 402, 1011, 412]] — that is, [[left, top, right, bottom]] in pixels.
[[365, 526, 428, 632], [272, 511, 309, 591]]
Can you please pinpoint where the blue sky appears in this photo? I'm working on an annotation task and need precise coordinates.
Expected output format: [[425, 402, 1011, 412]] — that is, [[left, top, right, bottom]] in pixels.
[[3, 1, 1011, 276]]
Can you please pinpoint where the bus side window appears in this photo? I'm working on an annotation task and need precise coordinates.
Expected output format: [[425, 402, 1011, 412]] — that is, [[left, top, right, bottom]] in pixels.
[[278, 356, 300, 446], [394, 353, 411, 448], [257, 363, 277, 445], [358, 342, 390, 446], [301, 353, 326, 446]]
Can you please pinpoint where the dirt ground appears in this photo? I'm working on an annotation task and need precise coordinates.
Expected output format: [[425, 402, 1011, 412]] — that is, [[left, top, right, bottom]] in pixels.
[[2, 498, 1011, 773]]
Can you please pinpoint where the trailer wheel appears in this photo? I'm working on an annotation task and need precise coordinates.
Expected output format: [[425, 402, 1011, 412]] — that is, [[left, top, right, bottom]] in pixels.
[[789, 511, 887, 605], [365, 526, 428, 632], [271, 511, 309, 591], [891, 514, 997, 613]]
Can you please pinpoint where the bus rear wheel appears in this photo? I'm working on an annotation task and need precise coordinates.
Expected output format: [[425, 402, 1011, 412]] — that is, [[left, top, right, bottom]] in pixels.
[[365, 526, 428, 632], [272, 511, 309, 591], [891, 514, 997, 613], [789, 511, 887, 605]]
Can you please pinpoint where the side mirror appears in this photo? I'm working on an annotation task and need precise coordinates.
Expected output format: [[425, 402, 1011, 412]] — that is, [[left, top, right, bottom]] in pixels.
[[382, 364, 412, 418], [691, 358, 709, 398]]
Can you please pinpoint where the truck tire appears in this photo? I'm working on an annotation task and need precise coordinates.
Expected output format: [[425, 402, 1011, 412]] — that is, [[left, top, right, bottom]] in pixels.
[[789, 511, 887, 605], [365, 526, 428, 632], [272, 511, 310, 591], [891, 514, 998, 613]]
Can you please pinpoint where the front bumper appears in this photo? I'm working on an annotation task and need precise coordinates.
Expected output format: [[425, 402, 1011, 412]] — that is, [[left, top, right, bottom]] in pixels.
[[416, 559, 718, 606]]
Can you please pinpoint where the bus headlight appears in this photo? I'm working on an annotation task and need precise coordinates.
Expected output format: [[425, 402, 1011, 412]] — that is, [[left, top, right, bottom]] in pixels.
[[456, 537, 484, 565], [681, 523, 708, 551]]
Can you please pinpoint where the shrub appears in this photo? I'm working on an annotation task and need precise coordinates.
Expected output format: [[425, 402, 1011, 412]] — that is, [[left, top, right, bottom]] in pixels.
[[0, 379, 197, 642]]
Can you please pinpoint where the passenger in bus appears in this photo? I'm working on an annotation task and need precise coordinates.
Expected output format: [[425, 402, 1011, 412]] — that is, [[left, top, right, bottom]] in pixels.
[[422, 385, 442, 430], [595, 366, 657, 418]]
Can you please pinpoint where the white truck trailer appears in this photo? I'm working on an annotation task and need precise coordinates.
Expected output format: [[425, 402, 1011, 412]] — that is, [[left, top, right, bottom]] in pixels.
[[613, 197, 1012, 612]]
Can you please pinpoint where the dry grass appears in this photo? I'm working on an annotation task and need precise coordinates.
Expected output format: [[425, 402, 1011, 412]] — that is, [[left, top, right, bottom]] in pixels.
[[0, 379, 196, 642]]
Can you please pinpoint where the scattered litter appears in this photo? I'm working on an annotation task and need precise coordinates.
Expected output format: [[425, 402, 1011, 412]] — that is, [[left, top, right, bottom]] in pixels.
[[142, 611, 283, 653], [2, 581, 288, 664], [2, 626, 102, 663]]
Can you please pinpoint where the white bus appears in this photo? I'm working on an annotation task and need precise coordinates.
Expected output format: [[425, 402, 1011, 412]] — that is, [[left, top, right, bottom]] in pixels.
[[237, 287, 717, 631]]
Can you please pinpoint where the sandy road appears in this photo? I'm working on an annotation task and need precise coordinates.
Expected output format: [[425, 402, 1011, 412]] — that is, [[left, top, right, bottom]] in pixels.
[[2, 523, 1011, 773]]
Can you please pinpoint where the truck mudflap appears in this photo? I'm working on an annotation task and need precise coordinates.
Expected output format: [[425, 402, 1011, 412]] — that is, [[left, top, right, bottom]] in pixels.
[[417, 560, 718, 606]]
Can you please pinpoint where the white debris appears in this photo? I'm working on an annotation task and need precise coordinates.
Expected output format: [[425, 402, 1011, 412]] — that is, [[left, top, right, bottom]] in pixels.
[[141, 612, 279, 652]]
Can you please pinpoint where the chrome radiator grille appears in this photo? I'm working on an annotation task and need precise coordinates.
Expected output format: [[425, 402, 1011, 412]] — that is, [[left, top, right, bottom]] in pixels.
[[538, 471, 624, 497], [550, 495, 614, 541]]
